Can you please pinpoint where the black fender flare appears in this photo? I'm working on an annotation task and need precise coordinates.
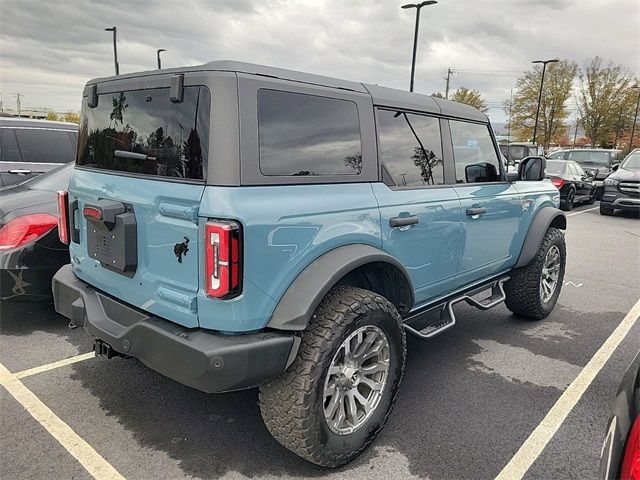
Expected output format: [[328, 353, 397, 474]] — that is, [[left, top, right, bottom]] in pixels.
[[515, 206, 566, 268], [267, 244, 414, 331]]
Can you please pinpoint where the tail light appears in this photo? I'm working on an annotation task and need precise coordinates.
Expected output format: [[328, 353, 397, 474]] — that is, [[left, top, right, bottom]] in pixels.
[[205, 220, 242, 299], [0, 214, 58, 251], [551, 177, 565, 189], [621, 415, 640, 480], [57, 190, 70, 245]]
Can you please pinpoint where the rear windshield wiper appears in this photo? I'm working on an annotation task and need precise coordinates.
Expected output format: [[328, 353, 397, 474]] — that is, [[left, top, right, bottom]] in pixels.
[[114, 150, 156, 161]]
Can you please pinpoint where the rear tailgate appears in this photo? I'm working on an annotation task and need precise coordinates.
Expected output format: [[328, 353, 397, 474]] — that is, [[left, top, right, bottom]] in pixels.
[[68, 82, 210, 328]]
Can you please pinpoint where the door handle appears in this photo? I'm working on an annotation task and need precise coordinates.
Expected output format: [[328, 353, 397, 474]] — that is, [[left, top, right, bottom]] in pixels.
[[390, 215, 419, 227], [8, 169, 32, 175], [466, 207, 486, 217]]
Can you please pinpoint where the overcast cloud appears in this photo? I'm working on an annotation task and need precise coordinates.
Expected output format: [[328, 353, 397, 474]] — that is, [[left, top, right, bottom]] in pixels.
[[0, 0, 638, 123]]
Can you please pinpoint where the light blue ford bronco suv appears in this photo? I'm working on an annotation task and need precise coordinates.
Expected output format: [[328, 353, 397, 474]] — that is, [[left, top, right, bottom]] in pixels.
[[52, 61, 566, 467]]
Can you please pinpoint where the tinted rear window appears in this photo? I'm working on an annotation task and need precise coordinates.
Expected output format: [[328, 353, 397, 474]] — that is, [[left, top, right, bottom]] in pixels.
[[13, 128, 75, 163], [77, 86, 210, 180], [1, 128, 22, 162], [257, 90, 362, 176], [546, 160, 567, 175]]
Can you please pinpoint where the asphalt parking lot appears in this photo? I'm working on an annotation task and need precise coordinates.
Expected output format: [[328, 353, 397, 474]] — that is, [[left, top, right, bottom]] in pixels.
[[1, 202, 639, 480]]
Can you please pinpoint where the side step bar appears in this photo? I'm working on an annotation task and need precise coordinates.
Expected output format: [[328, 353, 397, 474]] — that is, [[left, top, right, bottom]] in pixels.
[[403, 277, 508, 340]]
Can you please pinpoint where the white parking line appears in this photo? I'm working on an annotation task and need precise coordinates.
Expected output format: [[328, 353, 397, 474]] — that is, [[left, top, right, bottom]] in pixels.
[[567, 206, 599, 216], [15, 352, 95, 379], [0, 362, 125, 480], [495, 297, 640, 480]]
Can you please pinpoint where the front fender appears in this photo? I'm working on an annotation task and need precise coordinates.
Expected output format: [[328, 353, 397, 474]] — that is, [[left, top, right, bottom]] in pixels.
[[267, 244, 413, 331], [515, 206, 566, 268]]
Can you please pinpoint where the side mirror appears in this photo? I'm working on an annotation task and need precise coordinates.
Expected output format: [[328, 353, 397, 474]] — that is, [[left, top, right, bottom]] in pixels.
[[506, 171, 519, 183], [611, 163, 620, 172], [518, 156, 546, 181]]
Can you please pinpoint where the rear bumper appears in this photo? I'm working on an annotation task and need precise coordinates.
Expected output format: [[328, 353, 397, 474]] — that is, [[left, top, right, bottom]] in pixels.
[[52, 265, 298, 393]]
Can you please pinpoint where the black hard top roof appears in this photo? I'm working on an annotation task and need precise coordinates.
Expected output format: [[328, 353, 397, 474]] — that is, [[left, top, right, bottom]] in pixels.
[[0, 117, 79, 130], [87, 60, 488, 123]]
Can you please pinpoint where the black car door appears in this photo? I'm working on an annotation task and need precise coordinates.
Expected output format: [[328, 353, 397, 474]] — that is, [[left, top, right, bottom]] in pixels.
[[570, 162, 588, 199]]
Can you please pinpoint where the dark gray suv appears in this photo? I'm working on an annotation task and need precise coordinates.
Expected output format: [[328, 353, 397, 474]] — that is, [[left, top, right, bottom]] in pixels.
[[0, 117, 78, 187]]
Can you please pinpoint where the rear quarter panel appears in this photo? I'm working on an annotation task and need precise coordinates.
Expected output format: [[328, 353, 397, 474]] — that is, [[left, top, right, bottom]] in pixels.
[[197, 183, 381, 332]]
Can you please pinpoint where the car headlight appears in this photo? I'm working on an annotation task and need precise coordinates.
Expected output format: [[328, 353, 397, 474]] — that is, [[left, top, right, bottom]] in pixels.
[[603, 178, 619, 186]]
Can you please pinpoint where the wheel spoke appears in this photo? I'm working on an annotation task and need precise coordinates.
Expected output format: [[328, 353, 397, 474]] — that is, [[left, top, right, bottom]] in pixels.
[[345, 391, 358, 426], [361, 362, 387, 375], [360, 376, 383, 391], [325, 388, 343, 420]]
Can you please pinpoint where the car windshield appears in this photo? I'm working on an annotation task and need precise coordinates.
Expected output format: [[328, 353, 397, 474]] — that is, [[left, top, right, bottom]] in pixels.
[[545, 160, 566, 175], [18, 163, 74, 191], [621, 152, 640, 170], [566, 150, 610, 166]]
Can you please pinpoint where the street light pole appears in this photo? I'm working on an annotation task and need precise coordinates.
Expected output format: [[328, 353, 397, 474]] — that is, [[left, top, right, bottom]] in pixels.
[[105, 26, 119, 75], [157, 49, 167, 69], [628, 85, 640, 154], [402, 1, 437, 93], [531, 58, 558, 146]]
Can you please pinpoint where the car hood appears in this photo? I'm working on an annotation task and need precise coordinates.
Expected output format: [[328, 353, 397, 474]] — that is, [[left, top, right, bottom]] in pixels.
[[0, 186, 57, 224], [607, 168, 640, 182]]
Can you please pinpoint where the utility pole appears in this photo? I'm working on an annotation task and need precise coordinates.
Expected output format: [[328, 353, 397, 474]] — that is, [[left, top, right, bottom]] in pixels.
[[402, 1, 438, 93], [572, 118, 580, 148], [16, 93, 22, 117], [531, 58, 559, 145], [614, 106, 624, 148], [444, 68, 454, 99]]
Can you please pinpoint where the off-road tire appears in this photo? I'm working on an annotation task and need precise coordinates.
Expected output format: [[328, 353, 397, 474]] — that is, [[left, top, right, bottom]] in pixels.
[[259, 286, 406, 467], [560, 188, 575, 211], [599, 204, 614, 216], [504, 227, 566, 320]]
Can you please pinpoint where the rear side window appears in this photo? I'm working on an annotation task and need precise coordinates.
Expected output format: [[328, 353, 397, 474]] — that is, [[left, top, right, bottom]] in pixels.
[[257, 90, 362, 176], [450, 120, 501, 183], [77, 86, 210, 180], [376, 109, 444, 187], [1, 128, 22, 162], [14, 129, 75, 164]]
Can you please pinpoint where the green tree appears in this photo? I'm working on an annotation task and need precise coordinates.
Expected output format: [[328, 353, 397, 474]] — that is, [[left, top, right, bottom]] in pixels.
[[577, 56, 635, 148], [450, 87, 489, 113], [46, 111, 59, 121], [506, 59, 577, 148]]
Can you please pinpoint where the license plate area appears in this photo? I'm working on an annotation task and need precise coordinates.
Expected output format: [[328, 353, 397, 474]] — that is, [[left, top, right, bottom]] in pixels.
[[84, 199, 137, 278]]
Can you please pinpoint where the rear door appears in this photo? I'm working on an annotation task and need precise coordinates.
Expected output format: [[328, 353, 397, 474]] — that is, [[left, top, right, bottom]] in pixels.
[[1, 127, 76, 186], [373, 108, 463, 306], [448, 119, 522, 288], [69, 82, 211, 328]]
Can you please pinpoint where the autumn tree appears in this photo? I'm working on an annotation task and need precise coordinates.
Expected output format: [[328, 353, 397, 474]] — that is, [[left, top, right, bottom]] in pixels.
[[63, 111, 80, 124], [46, 111, 59, 121], [505, 60, 577, 148], [577, 56, 635, 148], [450, 87, 489, 113]]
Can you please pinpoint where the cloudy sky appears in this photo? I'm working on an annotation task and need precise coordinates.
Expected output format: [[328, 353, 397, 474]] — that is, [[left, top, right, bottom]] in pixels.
[[1, 0, 638, 124]]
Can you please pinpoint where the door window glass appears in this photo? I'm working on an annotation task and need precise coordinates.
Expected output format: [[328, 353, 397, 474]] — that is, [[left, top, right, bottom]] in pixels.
[[1, 129, 22, 162], [376, 109, 444, 187], [450, 120, 501, 183], [258, 89, 362, 176], [15, 129, 75, 163]]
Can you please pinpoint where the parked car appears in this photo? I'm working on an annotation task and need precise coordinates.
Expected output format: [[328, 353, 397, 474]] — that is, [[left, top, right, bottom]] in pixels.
[[499, 142, 544, 167], [546, 159, 597, 211], [52, 61, 566, 467], [600, 149, 640, 216], [0, 163, 72, 301], [0, 117, 78, 187], [547, 149, 625, 198], [599, 350, 640, 479]]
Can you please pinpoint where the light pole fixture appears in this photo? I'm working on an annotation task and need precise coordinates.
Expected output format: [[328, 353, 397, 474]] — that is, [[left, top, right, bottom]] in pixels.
[[629, 84, 640, 154], [402, 1, 438, 93], [105, 27, 119, 75], [531, 58, 559, 145], [157, 49, 167, 70]]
